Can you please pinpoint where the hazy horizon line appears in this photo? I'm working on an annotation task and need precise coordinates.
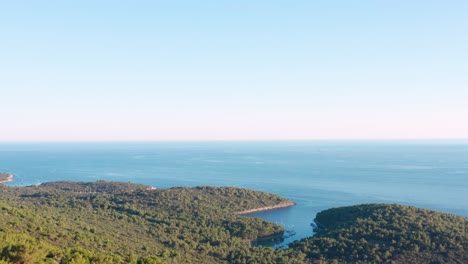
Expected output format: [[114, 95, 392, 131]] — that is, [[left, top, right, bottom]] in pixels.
[[1, 138, 468, 144]]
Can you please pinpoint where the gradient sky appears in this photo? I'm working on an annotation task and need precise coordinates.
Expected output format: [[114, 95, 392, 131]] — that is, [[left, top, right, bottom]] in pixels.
[[1, 1, 467, 141]]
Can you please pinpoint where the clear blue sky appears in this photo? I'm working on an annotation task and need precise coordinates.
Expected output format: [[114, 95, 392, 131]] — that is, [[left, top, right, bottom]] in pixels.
[[1, 1, 467, 141]]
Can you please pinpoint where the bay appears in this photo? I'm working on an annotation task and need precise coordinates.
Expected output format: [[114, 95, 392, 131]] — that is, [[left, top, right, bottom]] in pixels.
[[1, 140, 467, 247]]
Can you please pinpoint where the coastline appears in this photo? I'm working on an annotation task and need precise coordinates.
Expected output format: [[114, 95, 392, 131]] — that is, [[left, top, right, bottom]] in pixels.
[[0, 173, 14, 184], [234, 201, 296, 215]]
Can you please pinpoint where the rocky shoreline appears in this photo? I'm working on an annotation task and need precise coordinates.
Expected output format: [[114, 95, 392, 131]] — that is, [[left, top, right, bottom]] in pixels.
[[234, 201, 296, 215], [0, 173, 14, 184]]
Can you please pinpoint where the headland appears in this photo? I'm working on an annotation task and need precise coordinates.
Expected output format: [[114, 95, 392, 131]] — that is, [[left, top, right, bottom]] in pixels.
[[234, 201, 296, 215], [0, 172, 14, 184]]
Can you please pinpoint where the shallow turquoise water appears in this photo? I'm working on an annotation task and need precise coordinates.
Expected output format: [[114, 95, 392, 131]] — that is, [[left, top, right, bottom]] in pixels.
[[1, 141, 467, 247]]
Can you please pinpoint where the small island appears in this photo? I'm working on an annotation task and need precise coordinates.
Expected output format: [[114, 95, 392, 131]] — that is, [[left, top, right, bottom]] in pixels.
[[0, 172, 14, 184], [0, 181, 466, 263]]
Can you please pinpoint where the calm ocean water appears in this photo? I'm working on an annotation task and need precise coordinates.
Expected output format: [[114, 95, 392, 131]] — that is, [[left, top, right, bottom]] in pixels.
[[1, 141, 467, 247]]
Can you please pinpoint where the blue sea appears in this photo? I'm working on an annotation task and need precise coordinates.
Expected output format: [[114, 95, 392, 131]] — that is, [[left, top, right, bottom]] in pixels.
[[1, 141, 467, 247]]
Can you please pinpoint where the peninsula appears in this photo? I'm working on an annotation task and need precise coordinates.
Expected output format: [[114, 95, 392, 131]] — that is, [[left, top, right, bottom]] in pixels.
[[0, 172, 14, 184], [234, 201, 296, 214]]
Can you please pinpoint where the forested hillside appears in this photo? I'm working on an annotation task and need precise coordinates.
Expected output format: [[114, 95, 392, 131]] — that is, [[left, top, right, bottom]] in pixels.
[[0, 181, 299, 263], [1, 181, 466, 263], [289, 204, 468, 263]]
